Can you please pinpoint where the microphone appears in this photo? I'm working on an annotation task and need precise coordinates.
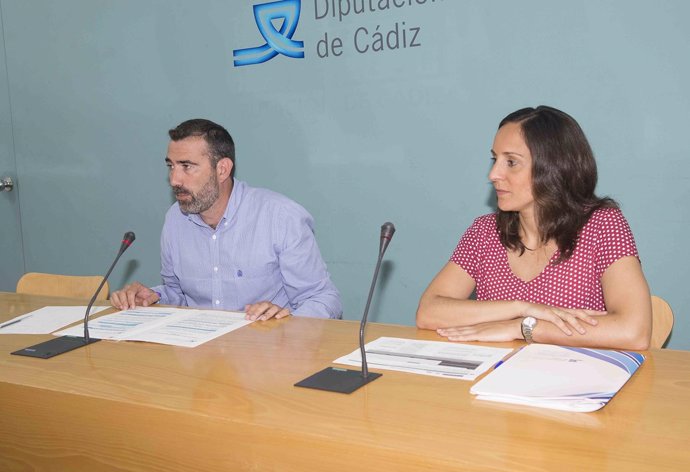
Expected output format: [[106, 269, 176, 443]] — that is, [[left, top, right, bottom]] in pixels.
[[295, 222, 395, 394], [12, 231, 136, 359], [84, 232, 136, 342], [359, 222, 396, 378], [379, 221, 395, 255], [119, 231, 136, 253]]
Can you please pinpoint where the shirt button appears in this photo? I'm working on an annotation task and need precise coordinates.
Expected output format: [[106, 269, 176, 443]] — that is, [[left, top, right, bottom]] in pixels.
[[214, 267, 218, 272], [215, 300, 220, 305], [212, 234, 217, 240]]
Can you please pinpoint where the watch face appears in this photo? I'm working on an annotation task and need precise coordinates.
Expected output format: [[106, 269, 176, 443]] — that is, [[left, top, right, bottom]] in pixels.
[[522, 317, 537, 343]]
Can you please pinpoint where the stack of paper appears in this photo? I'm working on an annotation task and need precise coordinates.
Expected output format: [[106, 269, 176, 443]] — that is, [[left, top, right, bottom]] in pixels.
[[0, 306, 108, 334], [334, 337, 511, 381], [54, 307, 252, 348], [470, 344, 645, 412]]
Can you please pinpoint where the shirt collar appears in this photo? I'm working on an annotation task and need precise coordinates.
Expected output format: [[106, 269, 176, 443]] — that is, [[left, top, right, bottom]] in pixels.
[[185, 178, 245, 230], [221, 178, 244, 227]]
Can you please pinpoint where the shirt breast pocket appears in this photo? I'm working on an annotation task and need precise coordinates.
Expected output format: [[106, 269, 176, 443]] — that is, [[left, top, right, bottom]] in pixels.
[[232, 263, 282, 307]]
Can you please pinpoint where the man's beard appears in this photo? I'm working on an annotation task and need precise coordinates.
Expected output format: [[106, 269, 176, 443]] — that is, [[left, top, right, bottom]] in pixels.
[[173, 173, 220, 214]]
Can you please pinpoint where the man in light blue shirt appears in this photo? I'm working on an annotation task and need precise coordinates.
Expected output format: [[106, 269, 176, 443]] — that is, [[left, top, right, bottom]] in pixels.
[[111, 119, 342, 320]]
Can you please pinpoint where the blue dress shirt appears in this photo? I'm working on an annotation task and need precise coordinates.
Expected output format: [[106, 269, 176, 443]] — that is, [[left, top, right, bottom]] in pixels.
[[151, 179, 342, 319]]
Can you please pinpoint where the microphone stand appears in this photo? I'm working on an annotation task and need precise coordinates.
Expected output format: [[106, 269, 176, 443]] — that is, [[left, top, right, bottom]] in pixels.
[[83, 245, 128, 343], [359, 224, 393, 379], [12, 232, 135, 359], [295, 222, 394, 394]]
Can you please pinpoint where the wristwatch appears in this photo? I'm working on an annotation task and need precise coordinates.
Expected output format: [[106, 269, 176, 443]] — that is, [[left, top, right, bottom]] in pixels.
[[521, 316, 538, 344]]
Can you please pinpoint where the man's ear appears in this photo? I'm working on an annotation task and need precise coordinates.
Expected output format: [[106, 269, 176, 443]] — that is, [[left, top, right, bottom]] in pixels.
[[216, 157, 234, 183]]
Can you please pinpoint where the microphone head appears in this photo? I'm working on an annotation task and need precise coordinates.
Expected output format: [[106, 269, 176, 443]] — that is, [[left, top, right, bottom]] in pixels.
[[121, 231, 136, 251], [379, 222, 395, 255], [380, 222, 396, 240]]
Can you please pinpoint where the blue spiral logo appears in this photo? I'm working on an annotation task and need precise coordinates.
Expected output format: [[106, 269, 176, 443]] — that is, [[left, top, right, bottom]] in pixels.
[[233, 0, 305, 67]]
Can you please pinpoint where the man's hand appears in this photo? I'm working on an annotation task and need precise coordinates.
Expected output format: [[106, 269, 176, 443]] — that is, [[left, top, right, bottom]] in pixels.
[[111, 282, 160, 310], [245, 301, 291, 321]]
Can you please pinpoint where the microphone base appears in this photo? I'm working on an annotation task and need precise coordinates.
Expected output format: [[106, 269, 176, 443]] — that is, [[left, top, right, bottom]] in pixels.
[[295, 367, 382, 394], [12, 336, 101, 359]]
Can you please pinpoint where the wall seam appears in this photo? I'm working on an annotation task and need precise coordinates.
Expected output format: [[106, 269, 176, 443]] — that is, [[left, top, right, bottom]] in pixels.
[[0, 0, 27, 274]]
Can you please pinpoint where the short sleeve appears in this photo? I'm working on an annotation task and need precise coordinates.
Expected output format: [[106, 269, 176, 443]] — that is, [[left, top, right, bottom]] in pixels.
[[593, 208, 639, 277], [450, 217, 487, 280]]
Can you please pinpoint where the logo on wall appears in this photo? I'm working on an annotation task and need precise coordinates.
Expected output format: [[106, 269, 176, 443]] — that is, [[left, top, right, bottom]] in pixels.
[[233, 0, 305, 67]]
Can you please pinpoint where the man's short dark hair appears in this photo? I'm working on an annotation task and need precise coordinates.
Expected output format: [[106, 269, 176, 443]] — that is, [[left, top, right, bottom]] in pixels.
[[169, 119, 235, 175]]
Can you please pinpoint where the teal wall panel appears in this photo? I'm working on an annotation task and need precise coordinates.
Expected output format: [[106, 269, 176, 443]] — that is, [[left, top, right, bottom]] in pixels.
[[1, 0, 688, 348]]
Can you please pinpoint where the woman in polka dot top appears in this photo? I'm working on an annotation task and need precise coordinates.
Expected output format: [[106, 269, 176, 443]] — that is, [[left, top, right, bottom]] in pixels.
[[416, 106, 652, 350]]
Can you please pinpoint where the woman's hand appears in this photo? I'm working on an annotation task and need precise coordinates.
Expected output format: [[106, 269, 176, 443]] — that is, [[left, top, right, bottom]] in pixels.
[[437, 319, 522, 342], [437, 304, 607, 343], [521, 303, 605, 336]]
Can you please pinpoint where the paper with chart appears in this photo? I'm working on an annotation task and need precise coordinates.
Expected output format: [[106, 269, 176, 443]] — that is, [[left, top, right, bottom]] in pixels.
[[334, 336, 511, 380], [54, 306, 253, 347], [0, 306, 109, 334], [470, 344, 645, 412]]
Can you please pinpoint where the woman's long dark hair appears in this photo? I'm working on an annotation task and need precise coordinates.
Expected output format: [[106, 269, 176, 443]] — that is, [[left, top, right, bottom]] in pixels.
[[496, 106, 617, 262]]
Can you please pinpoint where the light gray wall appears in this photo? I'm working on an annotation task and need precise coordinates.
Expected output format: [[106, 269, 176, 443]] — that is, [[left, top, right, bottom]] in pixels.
[[1, 1, 688, 348]]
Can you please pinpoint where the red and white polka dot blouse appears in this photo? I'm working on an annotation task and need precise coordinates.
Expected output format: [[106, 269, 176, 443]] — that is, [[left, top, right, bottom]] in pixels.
[[450, 208, 639, 311]]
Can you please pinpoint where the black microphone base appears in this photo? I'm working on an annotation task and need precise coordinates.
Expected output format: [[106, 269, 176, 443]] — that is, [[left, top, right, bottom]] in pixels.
[[12, 336, 101, 359], [295, 367, 382, 394]]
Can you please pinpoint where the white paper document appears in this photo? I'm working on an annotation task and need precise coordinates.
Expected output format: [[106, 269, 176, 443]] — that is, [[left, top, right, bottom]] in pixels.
[[0, 306, 109, 334], [334, 337, 512, 381], [54, 307, 253, 347], [470, 344, 645, 412]]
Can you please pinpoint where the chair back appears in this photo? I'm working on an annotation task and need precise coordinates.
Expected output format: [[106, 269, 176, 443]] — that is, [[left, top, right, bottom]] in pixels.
[[16, 272, 109, 300], [650, 295, 674, 349]]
